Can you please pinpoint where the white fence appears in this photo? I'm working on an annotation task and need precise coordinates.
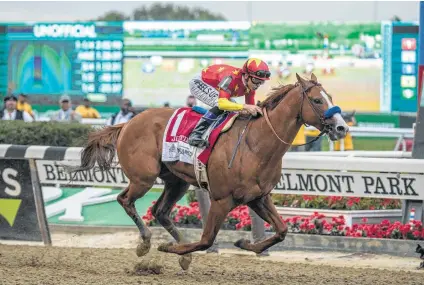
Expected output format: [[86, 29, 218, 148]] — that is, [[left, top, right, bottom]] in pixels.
[[16, 145, 419, 201], [290, 151, 412, 158]]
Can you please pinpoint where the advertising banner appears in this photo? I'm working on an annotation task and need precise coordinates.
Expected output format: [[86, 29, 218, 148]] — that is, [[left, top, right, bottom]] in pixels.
[[275, 170, 421, 200], [0, 159, 43, 241], [36, 160, 424, 200]]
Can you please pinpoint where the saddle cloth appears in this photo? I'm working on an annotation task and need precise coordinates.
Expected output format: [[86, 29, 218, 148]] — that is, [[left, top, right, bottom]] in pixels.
[[161, 107, 238, 165]]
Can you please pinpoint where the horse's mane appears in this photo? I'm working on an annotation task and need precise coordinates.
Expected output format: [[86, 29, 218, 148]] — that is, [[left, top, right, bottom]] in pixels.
[[258, 83, 298, 110]]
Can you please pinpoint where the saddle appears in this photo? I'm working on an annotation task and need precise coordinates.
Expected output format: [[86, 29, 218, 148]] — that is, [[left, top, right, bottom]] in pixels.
[[162, 106, 239, 193]]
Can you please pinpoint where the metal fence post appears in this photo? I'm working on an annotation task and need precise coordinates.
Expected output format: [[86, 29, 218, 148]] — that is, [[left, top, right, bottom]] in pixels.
[[28, 158, 52, 246]]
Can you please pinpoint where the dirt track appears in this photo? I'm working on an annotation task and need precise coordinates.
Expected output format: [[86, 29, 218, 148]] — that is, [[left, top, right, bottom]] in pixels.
[[1, 232, 424, 285]]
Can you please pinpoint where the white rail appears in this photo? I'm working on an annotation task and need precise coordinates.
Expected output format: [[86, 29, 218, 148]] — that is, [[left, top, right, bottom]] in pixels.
[[287, 151, 412, 158]]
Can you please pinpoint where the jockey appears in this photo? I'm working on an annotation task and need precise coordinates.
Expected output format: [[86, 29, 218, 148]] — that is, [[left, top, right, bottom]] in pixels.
[[188, 58, 270, 148]]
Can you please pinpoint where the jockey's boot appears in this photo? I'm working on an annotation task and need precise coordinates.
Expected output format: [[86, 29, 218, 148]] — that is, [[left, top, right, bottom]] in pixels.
[[188, 111, 217, 148]]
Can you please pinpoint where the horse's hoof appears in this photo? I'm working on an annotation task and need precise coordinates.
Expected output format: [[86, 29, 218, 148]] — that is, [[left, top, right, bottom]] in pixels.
[[136, 241, 151, 257], [206, 246, 219, 254], [234, 238, 251, 250], [157, 241, 174, 253], [178, 254, 192, 271], [256, 250, 270, 257]]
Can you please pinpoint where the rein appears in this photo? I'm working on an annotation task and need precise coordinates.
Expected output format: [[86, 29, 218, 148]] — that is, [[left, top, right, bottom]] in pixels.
[[262, 82, 340, 147]]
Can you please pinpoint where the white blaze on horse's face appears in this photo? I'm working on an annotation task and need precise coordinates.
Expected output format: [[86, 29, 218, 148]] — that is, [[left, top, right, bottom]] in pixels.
[[320, 90, 349, 141]]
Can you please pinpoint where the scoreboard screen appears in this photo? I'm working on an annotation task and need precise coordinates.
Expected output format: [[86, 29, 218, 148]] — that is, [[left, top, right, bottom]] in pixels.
[[381, 21, 419, 113], [5, 22, 124, 104]]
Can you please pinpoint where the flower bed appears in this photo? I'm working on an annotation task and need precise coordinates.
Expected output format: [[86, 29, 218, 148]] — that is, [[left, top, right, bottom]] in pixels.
[[273, 194, 403, 226], [271, 194, 401, 210], [142, 201, 424, 241]]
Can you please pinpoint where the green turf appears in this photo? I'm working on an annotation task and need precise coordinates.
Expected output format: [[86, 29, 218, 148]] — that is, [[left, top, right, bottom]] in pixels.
[[321, 137, 398, 151], [123, 57, 381, 111]]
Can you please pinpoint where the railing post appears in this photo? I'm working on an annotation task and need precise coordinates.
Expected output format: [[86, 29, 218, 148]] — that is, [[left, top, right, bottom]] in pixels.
[[394, 135, 405, 151], [329, 141, 334, 151], [28, 158, 51, 246]]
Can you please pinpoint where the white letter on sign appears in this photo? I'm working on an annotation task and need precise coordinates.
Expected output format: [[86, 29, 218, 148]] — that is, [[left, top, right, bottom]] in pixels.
[[44, 187, 117, 222], [3, 168, 21, 197]]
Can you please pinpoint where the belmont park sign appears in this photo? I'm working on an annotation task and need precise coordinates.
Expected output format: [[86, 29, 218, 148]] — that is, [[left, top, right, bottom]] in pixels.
[[35, 160, 424, 200], [274, 170, 420, 199]]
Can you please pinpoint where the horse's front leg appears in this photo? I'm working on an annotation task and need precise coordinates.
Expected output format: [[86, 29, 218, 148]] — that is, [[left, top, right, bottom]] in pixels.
[[157, 196, 233, 255], [234, 194, 288, 254]]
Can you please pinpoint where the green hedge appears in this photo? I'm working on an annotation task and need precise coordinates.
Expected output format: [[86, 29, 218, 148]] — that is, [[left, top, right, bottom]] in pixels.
[[0, 121, 94, 147]]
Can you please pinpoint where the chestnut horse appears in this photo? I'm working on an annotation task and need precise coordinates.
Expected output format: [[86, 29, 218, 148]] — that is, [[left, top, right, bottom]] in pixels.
[[72, 73, 348, 270]]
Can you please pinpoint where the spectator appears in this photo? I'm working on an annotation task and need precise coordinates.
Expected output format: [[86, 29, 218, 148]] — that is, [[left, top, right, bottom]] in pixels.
[[186, 95, 197, 107], [163, 102, 170, 107], [75, 97, 101, 119], [289, 125, 306, 152], [49, 95, 81, 122], [106, 98, 135, 126], [16, 93, 34, 118], [1, 95, 33, 122]]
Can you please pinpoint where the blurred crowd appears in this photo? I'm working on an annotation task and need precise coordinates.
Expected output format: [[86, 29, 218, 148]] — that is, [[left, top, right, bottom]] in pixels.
[[1, 93, 356, 151], [1, 93, 137, 126]]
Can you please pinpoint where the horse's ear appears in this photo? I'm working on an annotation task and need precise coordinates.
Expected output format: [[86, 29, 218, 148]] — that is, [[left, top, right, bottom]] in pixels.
[[311, 73, 318, 82], [296, 73, 307, 88]]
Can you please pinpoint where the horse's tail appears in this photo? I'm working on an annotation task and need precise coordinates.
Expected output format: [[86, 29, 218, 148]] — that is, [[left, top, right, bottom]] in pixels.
[[71, 123, 124, 174]]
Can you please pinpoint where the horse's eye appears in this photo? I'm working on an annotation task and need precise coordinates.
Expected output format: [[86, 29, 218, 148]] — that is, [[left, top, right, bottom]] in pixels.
[[313, 98, 323, 104]]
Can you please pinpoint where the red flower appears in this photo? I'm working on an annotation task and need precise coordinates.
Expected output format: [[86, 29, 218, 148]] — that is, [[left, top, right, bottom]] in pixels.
[[413, 230, 421, 238], [302, 195, 314, 201]]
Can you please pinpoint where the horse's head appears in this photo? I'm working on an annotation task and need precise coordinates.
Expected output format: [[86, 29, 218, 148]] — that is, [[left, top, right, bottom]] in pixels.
[[295, 73, 349, 141]]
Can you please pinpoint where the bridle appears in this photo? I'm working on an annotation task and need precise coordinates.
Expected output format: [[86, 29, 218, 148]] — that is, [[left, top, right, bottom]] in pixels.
[[228, 80, 341, 169], [263, 81, 341, 146]]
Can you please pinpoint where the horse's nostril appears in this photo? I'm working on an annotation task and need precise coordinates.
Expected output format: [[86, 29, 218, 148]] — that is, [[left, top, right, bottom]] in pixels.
[[336, 126, 346, 132]]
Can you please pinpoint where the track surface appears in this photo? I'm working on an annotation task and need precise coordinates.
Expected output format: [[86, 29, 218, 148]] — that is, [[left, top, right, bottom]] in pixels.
[[2, 231, 424, 285], [1, 242, 424, 285]]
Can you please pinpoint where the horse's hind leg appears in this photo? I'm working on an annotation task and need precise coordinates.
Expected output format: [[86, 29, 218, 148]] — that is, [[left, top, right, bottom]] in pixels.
[[151, 172, 192, 270], [234, 194, 288, 254], [157, 196, 234, 256], [117, 182, 153, 257]]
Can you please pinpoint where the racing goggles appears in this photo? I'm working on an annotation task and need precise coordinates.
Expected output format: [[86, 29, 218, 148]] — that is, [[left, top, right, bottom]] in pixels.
[[251, 70, 271, 79], [250, 76, 265, 85]]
